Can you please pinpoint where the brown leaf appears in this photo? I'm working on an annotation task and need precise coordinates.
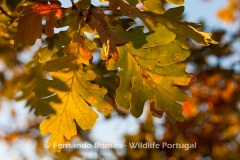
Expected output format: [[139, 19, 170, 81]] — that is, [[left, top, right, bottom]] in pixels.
[[86, 5, 128, 63], [15, 2, 66, 47]]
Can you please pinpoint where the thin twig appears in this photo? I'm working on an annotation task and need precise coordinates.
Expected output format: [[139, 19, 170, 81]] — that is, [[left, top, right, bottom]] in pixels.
[[70, 0, 77, 10], [0, 6, 14, 19]]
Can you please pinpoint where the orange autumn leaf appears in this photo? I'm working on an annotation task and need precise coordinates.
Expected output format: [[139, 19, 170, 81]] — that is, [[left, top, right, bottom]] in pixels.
[[182, 101, 198, 118], [217, 8, 234, 22], [15, 2, 66, 46], [182, 101, 191, 116]]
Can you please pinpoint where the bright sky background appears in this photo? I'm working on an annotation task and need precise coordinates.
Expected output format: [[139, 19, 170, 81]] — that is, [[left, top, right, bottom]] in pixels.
[[1, 0, 239, 160]]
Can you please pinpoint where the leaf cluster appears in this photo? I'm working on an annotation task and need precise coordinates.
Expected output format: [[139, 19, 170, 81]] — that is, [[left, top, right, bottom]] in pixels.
[[3, 0, 217, 152]]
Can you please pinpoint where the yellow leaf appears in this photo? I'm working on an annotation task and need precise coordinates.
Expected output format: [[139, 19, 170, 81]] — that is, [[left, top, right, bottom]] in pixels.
[[34, 32, 112, 152]]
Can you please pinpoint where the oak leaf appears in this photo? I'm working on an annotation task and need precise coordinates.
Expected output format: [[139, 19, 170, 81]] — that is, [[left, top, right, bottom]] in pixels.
[[34, 32, 112, 152], [105, 0, 217, 46], [86, 5, 128, 63], [15, 1, 66, 47], [108, 41, 190, 121]]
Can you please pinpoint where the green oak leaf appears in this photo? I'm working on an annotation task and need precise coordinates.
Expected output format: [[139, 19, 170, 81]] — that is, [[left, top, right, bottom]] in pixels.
[[108, 41, 191, 120], [105, 0, 217, 46], [105, 17, 176, 48]]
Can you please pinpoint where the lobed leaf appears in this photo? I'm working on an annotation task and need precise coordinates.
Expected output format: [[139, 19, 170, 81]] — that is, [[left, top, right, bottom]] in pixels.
[[86, 5, 128, 63], [101, 18, 192, 120], [34, 31, 112, 152], [105, 0, 217, 46], [108, 41, 191, 120], [14, 1, 66, 47]]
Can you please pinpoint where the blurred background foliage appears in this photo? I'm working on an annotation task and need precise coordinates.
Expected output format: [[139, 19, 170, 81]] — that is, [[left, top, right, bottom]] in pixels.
[[0, 0, 240, 159], [217, 0, 240, 22]]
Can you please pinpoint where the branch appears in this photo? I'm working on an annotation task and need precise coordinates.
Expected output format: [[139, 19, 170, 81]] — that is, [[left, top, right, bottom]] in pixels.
[[0, 6, 14, 19], [70, 0, 77, 10], [70, 0, 82, 16]]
